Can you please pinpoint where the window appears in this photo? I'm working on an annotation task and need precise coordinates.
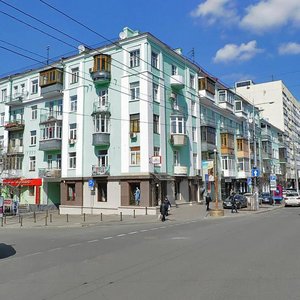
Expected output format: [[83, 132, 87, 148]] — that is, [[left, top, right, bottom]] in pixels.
[[69, 152, 76, 169], [1, 88, 7, 102], [201, 127, 216, 144], [130, 49, 140, 67], [94, 115, 109, 133], [97, 89, 108, 109], [130, 82, 140, 100], [0, 113, 4, 126], [69, 123, 77, 140], [154, 146, 160, 157], [130, 114, 140, 133], [192, 127, 197, 142], [174, 150, 179, 166], [130, 147, 140, 165], [30, 130, 37, 146], [191, 101, 196, 116], [151, 51, 158, 68], [153, 114, 159, 134], [193, 154, 198, 170], [71, 67, 79, 84], [235, 101, 242, 111], [171, 116, 185, 134], [171, 65, 177, 75], [67, 184, 76, 201], [41, 124, 62, 140], [97, 183, 107, 202], [190, 74, 195, 89], [47, 154, 53, 169], [57, 154, 61, 169], [31, 105, 37, 120], [70, 95, 77, 112], [153, 83, 159, 102], [20, 83, 25, 94], [98, 150, 108, 167], [29, 156, 36, 171]]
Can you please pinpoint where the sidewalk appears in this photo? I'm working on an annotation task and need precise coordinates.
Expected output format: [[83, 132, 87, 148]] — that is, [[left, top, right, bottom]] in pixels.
[[0, 203, 283, 229]]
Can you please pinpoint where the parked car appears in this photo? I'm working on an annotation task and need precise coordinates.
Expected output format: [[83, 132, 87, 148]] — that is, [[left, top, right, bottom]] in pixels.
[[284, 191, 300, 207], [258, 192, 274, 205], [223, 194, 248, 209]]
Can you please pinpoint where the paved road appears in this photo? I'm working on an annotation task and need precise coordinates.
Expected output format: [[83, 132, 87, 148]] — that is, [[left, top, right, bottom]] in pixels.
[[1, 205, 299, 300]]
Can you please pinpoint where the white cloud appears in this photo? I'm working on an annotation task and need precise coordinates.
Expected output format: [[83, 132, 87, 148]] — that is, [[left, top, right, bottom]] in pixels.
[[240, 0, 300, 32], [213, 40, 263, 63], [278, 42, 300, 55], [191, 0, 238, 24]]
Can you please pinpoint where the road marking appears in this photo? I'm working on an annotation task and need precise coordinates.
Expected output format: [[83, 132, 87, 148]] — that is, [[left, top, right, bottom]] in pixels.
[[103, 236, 113, 240], [117, 234, 126, 237], [48, 247, 61, 252], [128, 231, 137, 235], [159, 226, 166, 229], [140, 229, 148, 232], [149, 227, 158, 231], [25, 251, 42, 257], [69, 243, 81, 247], [87, 239, 98, 243]]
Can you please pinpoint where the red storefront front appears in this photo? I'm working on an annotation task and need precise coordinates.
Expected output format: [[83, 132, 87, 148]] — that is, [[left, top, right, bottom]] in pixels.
[[3, 178, 42, 205]]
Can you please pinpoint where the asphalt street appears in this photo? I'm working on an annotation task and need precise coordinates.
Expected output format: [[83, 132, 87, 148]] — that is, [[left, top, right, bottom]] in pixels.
[[1, 205, 299, 300]]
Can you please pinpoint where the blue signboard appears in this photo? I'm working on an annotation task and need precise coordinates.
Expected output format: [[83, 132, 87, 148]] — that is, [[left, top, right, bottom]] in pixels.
[[270, 175, 277, 181], [247, 177, 252, 186], [88, 179, 95, 188], [251, 168, 260, 177], [205, 174, 209, 183]]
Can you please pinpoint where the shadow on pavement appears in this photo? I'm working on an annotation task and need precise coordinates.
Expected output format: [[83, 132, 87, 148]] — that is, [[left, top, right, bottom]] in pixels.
[[0, 243, 16, 259]]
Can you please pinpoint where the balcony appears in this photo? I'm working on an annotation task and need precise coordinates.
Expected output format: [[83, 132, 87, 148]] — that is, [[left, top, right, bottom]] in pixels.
[[92, 165, 110, 176], [1, 169, 22, 178], [170, 134, 186, 146], [223, 169, 236, 177], [40, 111, 63, 124], [38, 168, 61, 178], [261, 131, 272, 141], [201, 141, 216, 152], [39, 139, 62, 151], [92, 132, 110, 146], [4, 119, 25, 131], [90, 54, 111, 85], [92, 101, 111, 115], [262, 151, 272, 159], [174, 165, 188, 176], [170, 75, 184, 89], [39, 68, 63, 98], [5, 92, 28, 106], [7, 145, 23, 155]]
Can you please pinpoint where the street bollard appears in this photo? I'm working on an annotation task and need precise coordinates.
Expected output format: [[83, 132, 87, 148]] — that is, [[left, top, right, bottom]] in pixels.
[[100, 213, 103, 221], [20, 216, 23, 227], [145, 207, 148, 215], [1, 217, 3, 227], [66, 214, 69, 223], [18, 215, 21, 223], [133, 209, 135, 218], [33, 211, 36, 223], [83, 213, 86, 222], [45, 216, 48, 226], [4, 215, 7, 224], [46, 210, 49, 217], [120, 212, 123, 221], [50, 214, 52, 223]]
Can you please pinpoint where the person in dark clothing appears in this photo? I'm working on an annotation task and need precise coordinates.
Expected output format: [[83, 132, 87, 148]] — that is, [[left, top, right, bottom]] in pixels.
[[205, 193, 212, 211], [160, 199, 169, 221], [164, 197, 171, 216], [231, 195, 238, 213]]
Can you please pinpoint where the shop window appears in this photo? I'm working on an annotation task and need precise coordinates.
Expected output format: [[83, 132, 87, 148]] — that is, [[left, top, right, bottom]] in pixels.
[[67, 184, 76, 201]]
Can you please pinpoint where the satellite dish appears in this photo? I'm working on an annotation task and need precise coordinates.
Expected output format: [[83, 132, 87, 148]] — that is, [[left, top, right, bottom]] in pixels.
[[119, 31, 126, 40], [78, 45, 86, 53]]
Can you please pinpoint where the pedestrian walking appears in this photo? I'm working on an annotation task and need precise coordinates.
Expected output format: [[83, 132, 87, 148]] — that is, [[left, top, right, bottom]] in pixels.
[[164, 196, 171, 216], [205, 193, 212, 211], [134, 187, 141, 206], [160, 199, 169, 221], [231, 195, 238, 213]]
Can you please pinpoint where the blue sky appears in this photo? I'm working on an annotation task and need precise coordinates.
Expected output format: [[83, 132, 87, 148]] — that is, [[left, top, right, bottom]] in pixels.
[[1, 0, 300, 98]]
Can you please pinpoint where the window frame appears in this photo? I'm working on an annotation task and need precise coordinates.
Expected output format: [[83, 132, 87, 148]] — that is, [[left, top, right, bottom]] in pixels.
[[129, 49, 140, 68], [71, 67, 79, 84], [69, 152, 76, 169]]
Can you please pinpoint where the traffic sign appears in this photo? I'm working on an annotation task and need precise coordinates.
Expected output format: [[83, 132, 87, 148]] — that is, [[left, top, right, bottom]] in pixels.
[[88, 179, 95, 188], [247, 177, 252, 186], [270, 175, 277, 181], [251, 168, 260, 177]]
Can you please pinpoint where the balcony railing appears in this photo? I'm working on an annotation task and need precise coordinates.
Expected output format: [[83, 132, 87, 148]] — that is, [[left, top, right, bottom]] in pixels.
[[5, 92, 28, 106], [92, 165, 110, 176], [40, 111, 63, 124], [170, 75, 184, 89], [170, 134, 186, 146], [92, 132, 110, 146], [92, 100, 111, 115], [90, 54, 111, 84], [38, 168, 61, 178], [174, 165, 187, 175], [7, 146, 24, 154], [39, 68, 63, 97], [39, 139, 62, 151], [4, 119, 25, 131]]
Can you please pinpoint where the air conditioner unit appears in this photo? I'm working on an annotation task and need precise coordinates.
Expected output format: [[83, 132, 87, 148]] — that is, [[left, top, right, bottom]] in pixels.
[[130, 132, 137, 139], [170, 92, 176, 100], [69, 139, 76, 144]]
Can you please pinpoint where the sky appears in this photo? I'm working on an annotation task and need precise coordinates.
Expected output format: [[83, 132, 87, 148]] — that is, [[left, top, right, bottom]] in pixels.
[[1, 0, 300, 98]]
